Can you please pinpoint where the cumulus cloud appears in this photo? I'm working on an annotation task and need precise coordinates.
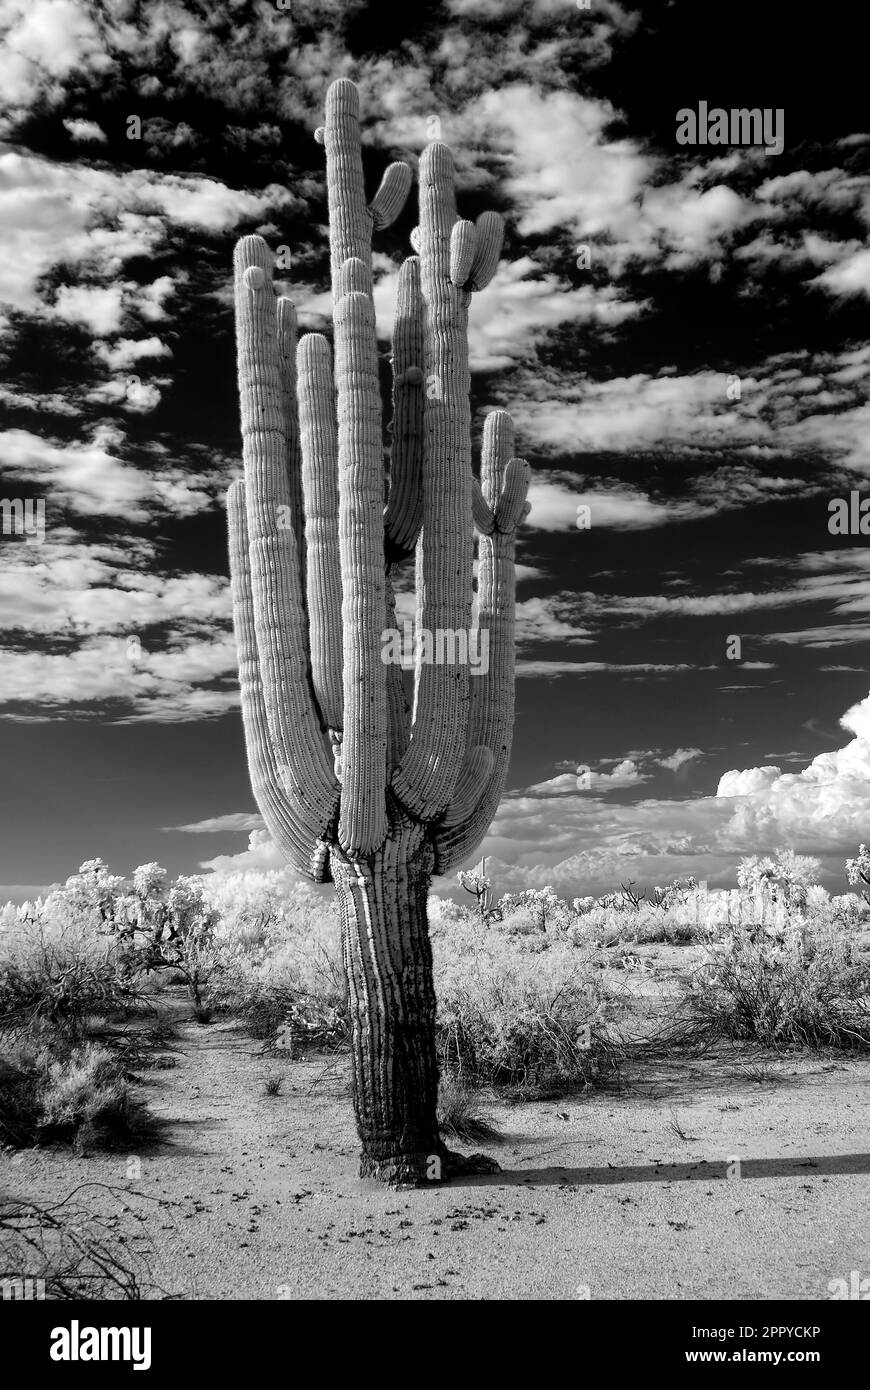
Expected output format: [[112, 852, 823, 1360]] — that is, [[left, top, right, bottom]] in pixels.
[[0, 0, 110, 115], [523, 761, 650, 795], [196, 829, 296, 881], [430, 692, 870, 897], [467, 257, 645, 370], [0, 149, 298, 332], [507, 351, 870, 475], [815, 247, 870, 299], [53, 283, 126, 335], [527, 477, 707, 532], [84, 377, 166, 413], [95, 337, 173, 371], [0, 544, 230, 636], [0, 632, 238, 722], [62, 117, 107, 143], [716, 692, 870, 849], [0, 426, 215, 520]]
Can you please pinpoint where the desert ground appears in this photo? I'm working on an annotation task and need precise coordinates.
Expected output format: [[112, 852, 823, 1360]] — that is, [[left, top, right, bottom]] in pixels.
[[4, 987, 868, 1301]]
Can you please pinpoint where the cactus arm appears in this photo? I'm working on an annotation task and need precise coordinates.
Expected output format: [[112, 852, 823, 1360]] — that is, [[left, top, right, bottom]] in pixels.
[[334, 287, 388, 853], [384, 255, 424, 560], [434, 410, 529, 873], [439, 745, 494, 829], [392, 142, 473, 821], [233, 234, 339, 833], [495, 457, 531, 530], [324, 80, 411, 291], [369, 162, 413, 229], [449, 219, 477, 289], [297, 331, 344, 734], [324, 80, 372, 289], [467, 211, 504, 292], [276, 296, 305, 580], [227, 480, 333, 881]]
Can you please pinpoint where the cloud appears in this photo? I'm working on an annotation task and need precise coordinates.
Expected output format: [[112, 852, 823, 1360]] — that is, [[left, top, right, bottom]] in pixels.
[[0, 0, 110, 115], [53, 283, 126, 335], [816, 247, 870, 299], [659, 747, 703, 772], [522, 760, 650, 795], [0, 149, 298, 333], [716, 691, 870, 850], [196, 829, 294, 880], [467, 257, 645, 370], [62, 117, 107, 143], [84, 377, 166, 413], [95, 336, 173, 371], [516, 661, 699, 677], [0, 632, 239, 722], [434, 692, 870, 897], [168, 813, 265, 834], [508, 349, 870, 475], [527, 477, 706, 531], [0, 541, 231, 635], [0, 426, 216, 520]]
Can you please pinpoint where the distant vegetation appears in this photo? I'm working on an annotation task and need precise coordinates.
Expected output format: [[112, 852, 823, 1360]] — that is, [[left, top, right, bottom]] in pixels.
[[2, 847, 869, 1135]]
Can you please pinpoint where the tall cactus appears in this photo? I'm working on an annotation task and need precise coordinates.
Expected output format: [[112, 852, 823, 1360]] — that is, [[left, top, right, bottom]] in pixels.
[[227, 79, 530, 1185]]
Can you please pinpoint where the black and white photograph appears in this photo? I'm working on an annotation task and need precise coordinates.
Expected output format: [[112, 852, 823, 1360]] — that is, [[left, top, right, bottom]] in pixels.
[[1, 0, 868, 1343]]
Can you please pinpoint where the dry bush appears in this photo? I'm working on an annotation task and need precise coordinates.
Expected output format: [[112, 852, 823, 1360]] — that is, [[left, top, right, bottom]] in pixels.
[[0, 912, 140, 1037], [0, 1186, 152, 1299], [0, 1039, 159, 1153], [686, 923, 870, 1048], [431, 917, 618, 1095]]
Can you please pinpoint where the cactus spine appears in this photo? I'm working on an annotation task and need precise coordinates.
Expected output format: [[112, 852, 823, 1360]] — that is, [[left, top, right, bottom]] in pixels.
[[227, 80, 529, 1185]]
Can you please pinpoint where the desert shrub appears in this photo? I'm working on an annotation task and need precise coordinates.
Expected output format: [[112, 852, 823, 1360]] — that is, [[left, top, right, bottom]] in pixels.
[[495, 887, 574, 933], [211, 888, 619, 1094], [831, 893, 870, 929], [0, 860, 227, 1028], [686, 922, 870, 1049], [210, 895, 349, 1051], [0, 909, 137, 1036], [431, 917, 616, 1095], [0, 1039, 158, 1152]]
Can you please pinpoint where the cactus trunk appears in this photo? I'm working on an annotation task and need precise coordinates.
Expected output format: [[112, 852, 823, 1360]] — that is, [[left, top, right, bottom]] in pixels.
[[331, 815, 442, 1184]]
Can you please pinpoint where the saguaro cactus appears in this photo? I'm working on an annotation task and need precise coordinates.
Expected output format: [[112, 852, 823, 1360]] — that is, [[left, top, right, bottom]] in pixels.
[[227, 79, 530, 1185]]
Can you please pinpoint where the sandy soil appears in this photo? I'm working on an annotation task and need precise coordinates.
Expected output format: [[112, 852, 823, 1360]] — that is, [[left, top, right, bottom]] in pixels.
[[3, 1002, 869, 1301]]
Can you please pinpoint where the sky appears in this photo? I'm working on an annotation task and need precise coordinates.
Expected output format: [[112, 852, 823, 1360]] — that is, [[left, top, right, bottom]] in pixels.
[[1, 0, 869, 904]]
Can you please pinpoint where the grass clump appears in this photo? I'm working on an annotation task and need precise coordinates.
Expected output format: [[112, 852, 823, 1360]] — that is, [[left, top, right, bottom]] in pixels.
[[0, 1039, 159, 1153], [686, 924, 870, 1049], [431, 917, 619, 1096], [436, 1077, 501, 1143]]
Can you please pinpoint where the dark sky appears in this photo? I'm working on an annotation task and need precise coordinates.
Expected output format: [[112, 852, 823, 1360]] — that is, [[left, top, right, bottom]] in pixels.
[[1, 0, 868, 901]]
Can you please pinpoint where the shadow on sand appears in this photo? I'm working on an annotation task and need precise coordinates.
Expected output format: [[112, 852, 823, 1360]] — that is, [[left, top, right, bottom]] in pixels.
[[456, 1151, 870, 1187]]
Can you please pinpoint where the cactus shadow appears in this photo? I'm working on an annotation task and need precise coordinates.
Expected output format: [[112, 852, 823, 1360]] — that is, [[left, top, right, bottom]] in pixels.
[[454, 1151, 870, 1187]]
